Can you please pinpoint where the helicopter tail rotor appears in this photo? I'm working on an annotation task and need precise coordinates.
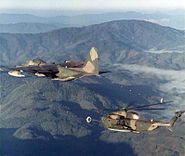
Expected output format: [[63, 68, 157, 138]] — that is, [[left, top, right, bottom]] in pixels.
[[175, 109, 185, 118], [168, 109, 185, 127]]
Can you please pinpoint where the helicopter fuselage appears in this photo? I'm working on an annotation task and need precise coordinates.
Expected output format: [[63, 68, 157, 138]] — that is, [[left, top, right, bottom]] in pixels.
[[101, 111, 161, 133]]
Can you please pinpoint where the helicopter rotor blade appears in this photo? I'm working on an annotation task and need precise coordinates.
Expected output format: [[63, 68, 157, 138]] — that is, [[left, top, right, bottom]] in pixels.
[[127, 101, 173, 110], [125, 101, 137, 110], [132, 107, 166, 111], [103, 107, 166, 112], [103, 100, 173, 113]]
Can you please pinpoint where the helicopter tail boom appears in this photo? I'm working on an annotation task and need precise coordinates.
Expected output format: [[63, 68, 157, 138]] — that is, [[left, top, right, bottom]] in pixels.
[[158, 110, 185, 128], [152, 110, 185, 131]]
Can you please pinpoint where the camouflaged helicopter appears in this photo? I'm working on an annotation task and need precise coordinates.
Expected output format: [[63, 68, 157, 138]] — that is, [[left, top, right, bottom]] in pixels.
[[86, 100, 185, 133]]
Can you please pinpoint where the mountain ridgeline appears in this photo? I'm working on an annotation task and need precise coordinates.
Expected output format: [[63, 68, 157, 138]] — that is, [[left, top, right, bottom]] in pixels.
[[0, 11, 185, 30], [0, 23, 61, 33], [0, 20, 185, 70]]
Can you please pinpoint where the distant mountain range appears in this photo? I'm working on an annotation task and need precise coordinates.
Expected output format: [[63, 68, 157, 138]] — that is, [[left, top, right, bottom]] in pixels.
[[0, 20, 184, 69], [0, 23, 61, 33], [0, 11, 184, 33]]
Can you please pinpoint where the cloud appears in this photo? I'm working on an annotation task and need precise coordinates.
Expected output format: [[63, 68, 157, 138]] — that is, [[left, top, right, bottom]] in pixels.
[[114, 64, 185, 113]]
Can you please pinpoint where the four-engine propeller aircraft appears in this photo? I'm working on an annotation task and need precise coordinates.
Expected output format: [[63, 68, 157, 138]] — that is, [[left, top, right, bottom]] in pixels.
[[86, 100, 185, 133], [0, 47, 108, 81]]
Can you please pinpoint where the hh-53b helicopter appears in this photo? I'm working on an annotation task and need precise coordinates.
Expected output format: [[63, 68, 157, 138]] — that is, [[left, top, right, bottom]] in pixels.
[[86, 99, 185, 133]]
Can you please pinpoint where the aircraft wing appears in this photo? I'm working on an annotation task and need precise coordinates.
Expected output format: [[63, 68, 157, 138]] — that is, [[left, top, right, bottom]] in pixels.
[[55, 66, 86, 81], [1, 65, 59, 78], [60, 61, 85, 68], [18, 65, 59, 78]]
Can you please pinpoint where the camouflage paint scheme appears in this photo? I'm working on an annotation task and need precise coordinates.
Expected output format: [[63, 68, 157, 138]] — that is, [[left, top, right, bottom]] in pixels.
[[101, 110, 185, 133], [1, 47, 103, 81]]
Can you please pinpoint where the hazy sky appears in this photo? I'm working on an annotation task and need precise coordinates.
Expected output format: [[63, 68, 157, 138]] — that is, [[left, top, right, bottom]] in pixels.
[[0, 0, 184, 10]]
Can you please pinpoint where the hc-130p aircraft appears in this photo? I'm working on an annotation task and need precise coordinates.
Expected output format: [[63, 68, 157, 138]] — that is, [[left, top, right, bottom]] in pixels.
[[86, 100, 185, 133], [0, 47, 109, 82]]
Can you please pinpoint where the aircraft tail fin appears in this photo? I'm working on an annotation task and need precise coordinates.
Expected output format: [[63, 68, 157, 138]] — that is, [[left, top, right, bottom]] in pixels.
[[82, 47, 99, 75]]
